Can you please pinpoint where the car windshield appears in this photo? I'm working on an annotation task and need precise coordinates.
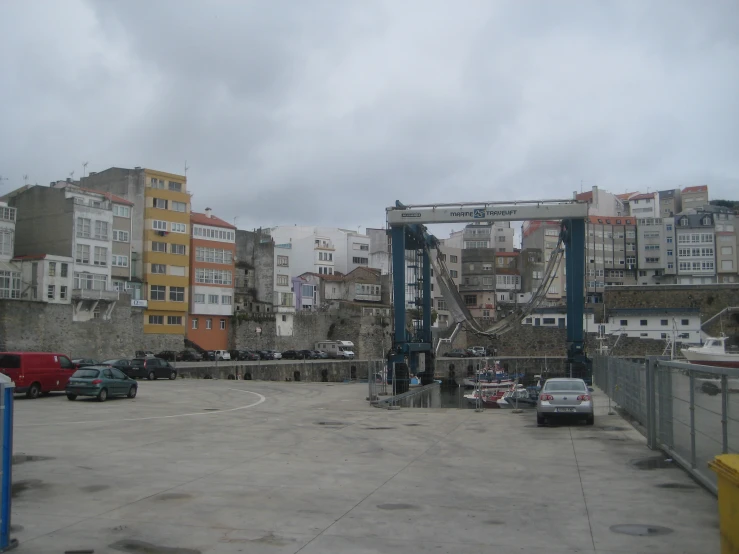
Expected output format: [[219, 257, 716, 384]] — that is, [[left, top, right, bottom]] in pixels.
[[130, 359, 146, 367], [72, 369, 100, 378], [543, 380, 587, 392], [102, 359, 120, 364]]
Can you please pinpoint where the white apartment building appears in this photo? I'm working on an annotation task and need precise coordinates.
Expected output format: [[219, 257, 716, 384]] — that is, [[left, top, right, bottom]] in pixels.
[[13, 254, 74, 305], [0, 203, 21, 300], [575, 186, 626, 217], [273, 243, 295, 336], [431, 241, 462, 327], [521, 220, 565, 303], [635, 216, 676, 285], [675, 212, 716, 284], [627, 192, 660, 218], [711, 207, 738, 283], [681, 185, 709, 210]]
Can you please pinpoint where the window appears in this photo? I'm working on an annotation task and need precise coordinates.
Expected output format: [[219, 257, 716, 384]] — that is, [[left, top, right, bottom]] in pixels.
[[195, 268, 232, 285], [220, 319, 226, 330], [450, 270, 458, 278], [167, 316, 182, 325], [450, 255, 458, 263], [152, 241, 167, 252], [666, 224, 673, 231], [169, 266, 185, 277], [542, 318, 555, 325], [150, 285, 166, 301], [171, 223, 187, 233], [192, 318, 198, 329], [150, 178, 165, 189], [620, 320, 628, 326], [112, 255, 129, 267], [153, 198, 168, 209], [221, 295, 232, 305], [352, 257, 369, 264], [60, 263, 68, 277], [661, 319, 668, 326], [60, 286, 67, 300], [148, 315, 164, 325], [681, 319, 689, 326], [151, 264, 166, 274], [208, 294, 219, 304], [206, 318, 212, 330], [667, 250, 673, 257], [76, 244, 90, 264], [76, 217, 91, 238], [666, 237, 673, 243], [74, 272, 107, 290], [0, 270, 21, 299], [94, 221, 108, 240], [359, 244, 369, 251], [277, 274, 289, 286], [169, 286, 185, 302], [113, 230, 129, 242], [168, 244, 185, 256], [194, 294, 205, 303], [667, 262, 674, 269], [152, 220, 167, 231], [195, 247, 232, 264], [721, 246, 734, 256], [172, 201, 187, 213], [47, 285, 55, 300], [113, 205, 130, 218], [277, 255, 289, 267], [464, 295, 476, 306], [640, 320, 648, 326], [168, 181, 182, 192], [192, 226, 236, 241], [48, 262, 56, 276]]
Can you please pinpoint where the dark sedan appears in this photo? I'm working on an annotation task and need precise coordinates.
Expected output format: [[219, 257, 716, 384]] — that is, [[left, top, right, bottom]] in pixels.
[[66, 366, 138, 402], [155, 350, 178, 362], [127, 358, 177, 380], [236, 350, 260, 361], [445, 349, 470, 358], [177, 350, 203, 361], [312, 350, 328, 359], [72, 358, 98, 369], [101, 359, 133, 373], [281, 350, 301, 360]]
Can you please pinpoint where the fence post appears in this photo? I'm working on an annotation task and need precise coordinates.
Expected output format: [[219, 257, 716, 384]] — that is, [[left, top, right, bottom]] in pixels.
[[646, 357, 657, 450], [689, 370, 696, 469], [721, 374, 729, 454]]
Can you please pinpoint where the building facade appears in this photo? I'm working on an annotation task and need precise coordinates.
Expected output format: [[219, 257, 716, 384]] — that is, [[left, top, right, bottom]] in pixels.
[[575, 186, 626, 217], [675, 212, 716, 285], [12, 254, 74, 305], [681, 185, 709, 210], [459, 248, 496, 322], [603, 308, 701, 344], [0, 202, 20, 300], [585, 215, 638, 302], [627, 192, 660, 218], [659, 189, 682, 218], [521, 220, 565, 303], [635, 216, 676, 285]]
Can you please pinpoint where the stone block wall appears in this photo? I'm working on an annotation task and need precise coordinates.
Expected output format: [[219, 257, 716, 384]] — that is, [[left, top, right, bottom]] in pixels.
[[174, 359, 378, 382]]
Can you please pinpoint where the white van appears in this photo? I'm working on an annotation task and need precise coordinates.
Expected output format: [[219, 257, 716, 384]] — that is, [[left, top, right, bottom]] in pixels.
[[315, 340, 355, 359], [213, 350, 231, 361]]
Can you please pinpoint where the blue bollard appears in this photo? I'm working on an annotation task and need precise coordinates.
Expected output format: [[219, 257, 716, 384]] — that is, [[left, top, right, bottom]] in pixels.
[[0, 374, 18, 551]]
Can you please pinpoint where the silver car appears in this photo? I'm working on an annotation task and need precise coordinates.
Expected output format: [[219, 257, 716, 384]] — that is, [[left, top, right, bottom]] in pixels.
[[536, 378, 594, 426]]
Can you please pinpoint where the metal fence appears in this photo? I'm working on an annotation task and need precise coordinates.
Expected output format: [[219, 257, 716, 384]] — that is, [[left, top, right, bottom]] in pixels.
[[593, 355, 738, 494]]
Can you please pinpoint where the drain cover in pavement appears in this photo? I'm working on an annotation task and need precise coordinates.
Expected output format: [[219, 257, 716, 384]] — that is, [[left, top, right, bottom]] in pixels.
[[610, 524, 673, 536]]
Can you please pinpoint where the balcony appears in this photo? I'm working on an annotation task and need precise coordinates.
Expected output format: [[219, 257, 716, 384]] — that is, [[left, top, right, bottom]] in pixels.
[[314, 239, 335, 250], [71, 288, 119, 301]]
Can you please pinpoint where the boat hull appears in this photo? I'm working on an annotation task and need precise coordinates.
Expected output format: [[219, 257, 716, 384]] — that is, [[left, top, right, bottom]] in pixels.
[[681, 350, 739, 369]]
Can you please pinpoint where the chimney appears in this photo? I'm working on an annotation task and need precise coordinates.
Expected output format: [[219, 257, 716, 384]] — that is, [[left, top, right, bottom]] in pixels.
[[205, 207, 212, 218]]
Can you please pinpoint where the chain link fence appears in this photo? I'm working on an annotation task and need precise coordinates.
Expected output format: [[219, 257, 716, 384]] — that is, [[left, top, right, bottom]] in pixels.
[[593, 354, 738, 494]]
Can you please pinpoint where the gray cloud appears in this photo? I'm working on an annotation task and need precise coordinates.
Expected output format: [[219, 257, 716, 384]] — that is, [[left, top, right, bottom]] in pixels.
[[1, 0, 738, 235]]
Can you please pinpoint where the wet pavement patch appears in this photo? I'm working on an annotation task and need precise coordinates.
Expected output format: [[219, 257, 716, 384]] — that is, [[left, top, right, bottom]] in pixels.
[[81, 485, 110, 493], [155, 493, 192, 501], [404, 423, 422, 426], [10, 524, 23, 532], [631, 456, 676, 470], [12, 479, 48, 497], [485, 520, 505, 525], [600, 426, 628, 431], [315, 421, 346, 426], [656, 483, 698, 490], [109, 539, 201, 554], [251, 533, 293, 546], [610, 524, 673, 536], [12, 454, 54, 465], [202, 409, 219, 411], [377, 503, 419, 510], [65, 550, 95, 554], [364, 427, 396, 430]]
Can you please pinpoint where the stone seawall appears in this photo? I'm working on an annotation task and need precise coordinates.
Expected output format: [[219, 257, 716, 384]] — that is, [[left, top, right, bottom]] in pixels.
[[173, 360, 384, 383]]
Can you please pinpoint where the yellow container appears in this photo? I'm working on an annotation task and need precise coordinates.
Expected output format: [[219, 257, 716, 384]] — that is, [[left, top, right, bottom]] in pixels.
[[709, 454, 739, 554]]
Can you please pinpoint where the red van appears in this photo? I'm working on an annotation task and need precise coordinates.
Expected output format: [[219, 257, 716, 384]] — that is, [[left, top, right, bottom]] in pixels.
[[0, 352, 76, 398]]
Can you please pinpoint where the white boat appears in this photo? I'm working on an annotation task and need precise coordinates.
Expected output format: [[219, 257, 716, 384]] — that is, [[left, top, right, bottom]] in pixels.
[[681, 336, 739, 369]]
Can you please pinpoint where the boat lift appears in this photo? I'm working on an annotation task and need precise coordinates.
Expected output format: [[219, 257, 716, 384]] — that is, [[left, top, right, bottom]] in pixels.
[[386, 199, 590, 389]]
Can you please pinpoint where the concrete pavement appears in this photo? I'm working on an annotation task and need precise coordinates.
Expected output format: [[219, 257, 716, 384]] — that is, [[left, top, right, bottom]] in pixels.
[[9, 381, 718, 553]]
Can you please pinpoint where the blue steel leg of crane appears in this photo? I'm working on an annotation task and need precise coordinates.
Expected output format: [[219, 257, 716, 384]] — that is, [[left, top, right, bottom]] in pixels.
[[391, 225, 406, 350], [564, 218, 590, 380]]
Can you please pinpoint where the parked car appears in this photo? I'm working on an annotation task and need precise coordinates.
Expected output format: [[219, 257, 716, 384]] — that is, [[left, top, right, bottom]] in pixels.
[[66, 366, 138, 402], [257, 350, 273, 360], [313, 350, 328, 359], [239, 350, 261, 361], [176, 349, 203, 361], [281, 350, 301, 360], [213, 350, 231, 361], [445, 349, 470, 358], [72, 358, 98, 369], [299, 349, 317, 359], [101, 359, 133, 373], [468, 346, 487, 357], [0, 352, 76, 398], [155, 351, 178, 362], [536, 378, 594, 426], [127, 358, 177, 380], [135, 350, 155, 358]]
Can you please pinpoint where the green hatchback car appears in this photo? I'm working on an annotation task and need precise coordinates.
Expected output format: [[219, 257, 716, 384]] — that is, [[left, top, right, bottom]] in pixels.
[[66, 366, 138, 402]]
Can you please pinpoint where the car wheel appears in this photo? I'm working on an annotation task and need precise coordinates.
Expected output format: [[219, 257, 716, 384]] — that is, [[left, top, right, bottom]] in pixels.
[[536, 413, 545, 426], [97, 388, 108, 402], [585, 415, 595, 426], [148, 371, 156, 381], [128, 386, 137, 398], [66, 394, 77, 401], [169, 371, 177, 380], [26, 383, 41, 399]]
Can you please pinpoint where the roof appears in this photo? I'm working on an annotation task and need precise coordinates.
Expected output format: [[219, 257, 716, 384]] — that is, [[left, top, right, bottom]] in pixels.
[[587, 216, 636, 225], [12, 254, 47, 260], [682, 185, 708, 194], [608, 307, 700, 314], [77, 187, 134, 206], [629, 193, 656, 201], [190, 212, 237, 230], [575, 191, 593, 202], [616, 192, 640, 200]]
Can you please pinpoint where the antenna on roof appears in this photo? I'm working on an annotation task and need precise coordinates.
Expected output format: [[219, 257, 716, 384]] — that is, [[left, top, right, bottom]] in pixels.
[[69, 170, 75, 180], [82, 162, 89, 177], [22, 174, 28, 185], [184, 161, 190, 177]]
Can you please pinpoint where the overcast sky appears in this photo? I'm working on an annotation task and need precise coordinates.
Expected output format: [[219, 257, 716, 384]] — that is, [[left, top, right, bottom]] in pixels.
[[1, 1, 737, 237]]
